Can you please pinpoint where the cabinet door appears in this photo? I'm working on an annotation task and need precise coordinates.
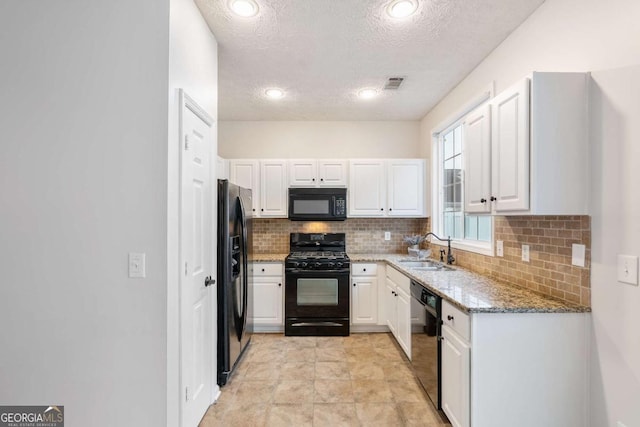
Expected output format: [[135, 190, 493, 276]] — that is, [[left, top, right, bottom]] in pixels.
[[260, 160, 287, 217], [491, 78, 530, 212], [217, 156, 229, 180], [229, 159, 260, 214], [251, 276, 283, 325], [384, 278, 397, 335], [349, 160, 386, 217], [351, 276, 378, 325], [318, 160, 348, 187], [288, 160, 317, 187], [463, 104, 492, 213], [395, 286, 412, 359], [442, 325, 470, 427], [387, 159, 426, 217]]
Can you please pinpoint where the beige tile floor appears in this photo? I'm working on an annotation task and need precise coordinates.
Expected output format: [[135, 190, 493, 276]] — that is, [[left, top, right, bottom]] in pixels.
[[199, 333, 452, 427]]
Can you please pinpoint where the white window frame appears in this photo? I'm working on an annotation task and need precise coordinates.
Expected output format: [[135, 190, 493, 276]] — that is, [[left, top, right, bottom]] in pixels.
[[430, 84, 495, 257]]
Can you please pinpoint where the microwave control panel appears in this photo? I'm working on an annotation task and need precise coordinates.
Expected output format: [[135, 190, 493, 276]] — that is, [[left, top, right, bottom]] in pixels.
[[335, 198, 346, 215]]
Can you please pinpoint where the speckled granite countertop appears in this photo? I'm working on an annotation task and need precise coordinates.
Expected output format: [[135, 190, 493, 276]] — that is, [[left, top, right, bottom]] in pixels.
[[252, 253, 288, 262], [350, 253, 591, 314]]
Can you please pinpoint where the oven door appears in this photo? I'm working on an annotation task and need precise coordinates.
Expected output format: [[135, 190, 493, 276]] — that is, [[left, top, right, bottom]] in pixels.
[[285, 270, 349, 319]]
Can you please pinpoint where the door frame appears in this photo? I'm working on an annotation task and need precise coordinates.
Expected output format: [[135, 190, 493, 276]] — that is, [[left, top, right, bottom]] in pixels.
[[172, 89, 218, 427]]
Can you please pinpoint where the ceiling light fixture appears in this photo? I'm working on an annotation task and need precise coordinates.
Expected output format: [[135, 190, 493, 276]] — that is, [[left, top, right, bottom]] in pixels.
[[357, 88, 378, 100], [229, 0, 259, 17], [386, 0, 418, 19], [264, 88, 285, 99]]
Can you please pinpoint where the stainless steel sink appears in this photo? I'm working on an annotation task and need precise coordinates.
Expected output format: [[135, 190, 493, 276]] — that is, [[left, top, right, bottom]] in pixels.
[[397, 260, 452, 271]]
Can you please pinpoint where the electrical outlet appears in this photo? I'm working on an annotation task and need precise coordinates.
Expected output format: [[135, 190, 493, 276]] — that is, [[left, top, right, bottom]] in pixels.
[[384, 231, 391, 241], [496, 240, 504, 257], [572, 244, 586, 267], [617, 255, 639, 286], [521, 245, 530, 262]]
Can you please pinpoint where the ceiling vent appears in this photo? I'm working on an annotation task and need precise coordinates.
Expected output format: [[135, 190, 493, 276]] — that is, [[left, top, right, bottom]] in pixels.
[[384, 77, 405, 90]]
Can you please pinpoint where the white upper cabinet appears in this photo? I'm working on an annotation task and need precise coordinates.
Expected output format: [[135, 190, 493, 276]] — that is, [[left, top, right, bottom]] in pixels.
[[216, 156, 229, 180], [289, 159, 348, 187], [349, 160, 386, 217], [491, 78, 530, 212], [229, 159, 260, 214], [463, 105, 492, 213], [463, 72, 590, 215], [349, 159, 427, 218], [387, 159, 426, 217], [259, 160, 288, 217]]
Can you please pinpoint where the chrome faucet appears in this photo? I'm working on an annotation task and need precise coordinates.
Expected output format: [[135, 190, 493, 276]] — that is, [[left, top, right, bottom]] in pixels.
[[424, 232, 455, 265]]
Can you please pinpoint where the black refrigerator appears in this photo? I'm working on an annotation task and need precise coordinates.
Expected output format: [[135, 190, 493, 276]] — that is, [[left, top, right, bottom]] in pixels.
[[217, 179, 253, 387]]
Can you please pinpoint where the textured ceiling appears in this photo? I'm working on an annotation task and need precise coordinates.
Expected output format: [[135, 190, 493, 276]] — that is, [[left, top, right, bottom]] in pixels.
[[196, 0, 544, 120]]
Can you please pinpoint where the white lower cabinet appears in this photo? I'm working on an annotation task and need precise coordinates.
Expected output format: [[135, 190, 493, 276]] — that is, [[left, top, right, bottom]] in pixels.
[[351, 263, 378, 325], [439, 299, 590, 427], [250, 262, 284, 332], [384, 266, 411, 359], [441, 324, 470, 427]]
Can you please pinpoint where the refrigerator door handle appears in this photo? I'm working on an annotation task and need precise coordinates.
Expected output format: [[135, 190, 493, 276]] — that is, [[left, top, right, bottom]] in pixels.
[[238, 196, 249, 339]]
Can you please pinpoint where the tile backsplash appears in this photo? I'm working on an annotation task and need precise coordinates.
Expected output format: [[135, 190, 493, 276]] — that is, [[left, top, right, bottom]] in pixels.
[[253, 218, 429, 254], [254, 215, 591, 307], [433, 216, 591, 306]]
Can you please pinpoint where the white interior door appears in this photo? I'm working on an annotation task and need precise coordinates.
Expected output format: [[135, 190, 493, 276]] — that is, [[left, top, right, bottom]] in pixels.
[[180, 91, 214, 427]]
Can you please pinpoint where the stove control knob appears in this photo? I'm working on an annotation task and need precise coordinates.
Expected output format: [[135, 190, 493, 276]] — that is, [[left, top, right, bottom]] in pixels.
[[291, 262, 299, 268], [314, 262, 322, 268], [336, 262, 343, 268], [327, 262, 336, 268], [301, 262, 308, 268]]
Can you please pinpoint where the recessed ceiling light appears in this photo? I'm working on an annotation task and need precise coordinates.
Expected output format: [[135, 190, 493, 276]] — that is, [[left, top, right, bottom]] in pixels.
[[229, 0, 259, 17], [357, 88, 378, 100], [265, 88, 285, 99], [386, 0, 418, 18]]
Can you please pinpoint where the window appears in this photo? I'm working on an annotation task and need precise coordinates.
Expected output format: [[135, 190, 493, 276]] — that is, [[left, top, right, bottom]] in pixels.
[[432, 109, 493, 256]]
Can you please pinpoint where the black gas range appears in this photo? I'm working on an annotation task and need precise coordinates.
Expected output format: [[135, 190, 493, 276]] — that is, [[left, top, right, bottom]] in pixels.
[[284, 233, 350, 336]]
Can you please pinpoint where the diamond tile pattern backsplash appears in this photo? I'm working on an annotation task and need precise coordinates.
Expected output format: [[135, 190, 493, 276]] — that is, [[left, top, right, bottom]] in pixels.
[[254, 216, 591, 307]]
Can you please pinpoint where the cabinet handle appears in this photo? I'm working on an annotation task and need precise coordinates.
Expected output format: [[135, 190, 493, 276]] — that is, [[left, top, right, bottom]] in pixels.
[[490, 196, 497, 201], [447, 315, 454, 321], [480, 198, 486, 203]]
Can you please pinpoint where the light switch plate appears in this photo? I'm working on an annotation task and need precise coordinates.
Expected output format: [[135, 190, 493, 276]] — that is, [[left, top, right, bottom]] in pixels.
[[496, 240, 504, 257], [572, 244, 586, 267], [384, 231, 391, 241], [522, 245, 530, 262], [617, 255, 638, 286], [129, 253, 146, 278]]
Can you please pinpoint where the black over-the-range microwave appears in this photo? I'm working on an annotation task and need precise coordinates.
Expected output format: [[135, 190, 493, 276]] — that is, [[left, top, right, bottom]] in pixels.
[[288, 188, 347, 221]]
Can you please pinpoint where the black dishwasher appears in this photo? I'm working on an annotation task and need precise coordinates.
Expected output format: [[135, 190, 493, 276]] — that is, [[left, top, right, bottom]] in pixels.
[[410, 280, 442, 409]]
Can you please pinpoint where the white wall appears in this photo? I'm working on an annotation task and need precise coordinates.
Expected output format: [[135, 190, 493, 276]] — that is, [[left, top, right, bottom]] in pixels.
[[0, 1, 170, 426], [168, 0, 219, 425], [419, 0, 640, 425], [219, 120, 421, 158]]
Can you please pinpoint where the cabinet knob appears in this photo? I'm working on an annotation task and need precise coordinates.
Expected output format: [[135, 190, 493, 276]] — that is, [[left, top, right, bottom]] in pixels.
[[389, 208, 392, 211], [380, 208, 383, 211], [252, 208, 256, 211], [480, 198, 487, 203], [261, 268, 265, 272], [261, 208, 264, 211], [312, 178, 315, 181], [447, 315, 454, 321], [363, 268, 366, 272], [320, 178, 324, 181], [490, 196, 497, 201], [278, 283, 281, 287], [353, 283, 356, 287]]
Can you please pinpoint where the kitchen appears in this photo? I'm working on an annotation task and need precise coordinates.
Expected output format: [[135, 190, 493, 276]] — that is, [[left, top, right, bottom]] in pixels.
[[1, 1, 639, 427]]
